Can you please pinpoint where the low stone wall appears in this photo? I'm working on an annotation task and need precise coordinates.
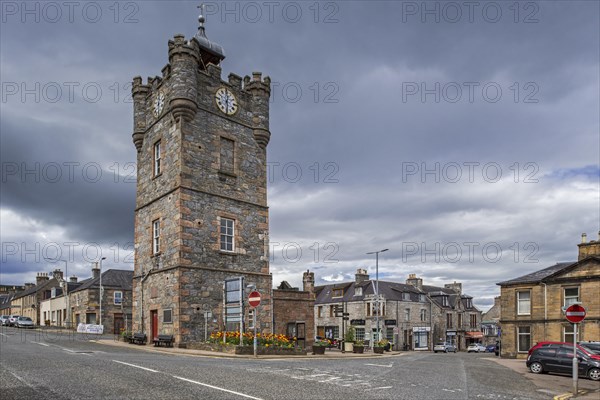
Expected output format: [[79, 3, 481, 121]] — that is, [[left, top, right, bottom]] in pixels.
[[187, 342, 307, 356]]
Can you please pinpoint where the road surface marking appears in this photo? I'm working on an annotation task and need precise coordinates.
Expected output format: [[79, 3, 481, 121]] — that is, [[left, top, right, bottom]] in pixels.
[[112, 360, 159, 373], [365, 363, 393, 368], [0, 333, 8, 337], [365, 386, 393, 391], [173, 376, 264, 400], [32, 341, 50, 347]]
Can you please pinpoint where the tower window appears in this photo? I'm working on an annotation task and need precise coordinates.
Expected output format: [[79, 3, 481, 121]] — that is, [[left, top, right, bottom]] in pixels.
[[153, 141, 161, 176], [220, 218, 235, 252], [152, 219, 160, 255], [220, 137, 235, 174]]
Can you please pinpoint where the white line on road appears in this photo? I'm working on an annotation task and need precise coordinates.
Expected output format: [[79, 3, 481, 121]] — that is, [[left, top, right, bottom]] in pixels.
[[32, 341, 50, 347], [0, 333, 8, 337], [364, 386, 393, 391], [364, 363, 393, 368], [112, 360, 159, 373], [173, 375, 264, 400]]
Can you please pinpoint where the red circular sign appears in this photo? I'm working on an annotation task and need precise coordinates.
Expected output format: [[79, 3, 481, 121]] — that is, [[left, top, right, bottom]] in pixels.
[[565, 304, 586, 323], [248, 291, 261, 308]]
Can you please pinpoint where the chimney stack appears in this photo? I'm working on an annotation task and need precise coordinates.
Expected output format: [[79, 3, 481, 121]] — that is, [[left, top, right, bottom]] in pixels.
[[53, 268, 64, 281], [406, 273, 423, 290], [36, 272, 49, 286], [92, 262, 100, 279], [24, 282, 35, 290], [578, 231, 600, 260], [69, 276, 78, 283], [355, 268, 370, 284], [444, 281, 462, 295], [302, 270, 315, 293]]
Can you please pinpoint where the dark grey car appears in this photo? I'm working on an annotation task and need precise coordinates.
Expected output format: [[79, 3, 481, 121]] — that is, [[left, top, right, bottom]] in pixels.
[[526, 345, 600, 381]]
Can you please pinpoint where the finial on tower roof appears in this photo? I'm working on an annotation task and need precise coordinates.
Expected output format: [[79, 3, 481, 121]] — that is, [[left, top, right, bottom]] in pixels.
[[197, 4, 206, 36], [193, 3, 225, 65]]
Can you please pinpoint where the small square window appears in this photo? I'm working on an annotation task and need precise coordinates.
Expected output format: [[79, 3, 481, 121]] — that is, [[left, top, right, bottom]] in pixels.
[[163, 309, 172, 324]]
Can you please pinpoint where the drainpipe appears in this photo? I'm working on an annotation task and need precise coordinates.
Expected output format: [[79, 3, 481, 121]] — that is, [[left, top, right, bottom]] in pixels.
[[542, 282, 547, 338]]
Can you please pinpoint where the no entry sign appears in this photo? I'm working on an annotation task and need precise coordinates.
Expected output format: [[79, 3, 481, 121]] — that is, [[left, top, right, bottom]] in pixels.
[[565, 304, 586, 323], [248, 291, 261, 308]]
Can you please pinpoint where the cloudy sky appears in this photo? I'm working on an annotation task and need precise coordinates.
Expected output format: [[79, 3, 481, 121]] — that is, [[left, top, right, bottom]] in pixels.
[[1, 1, 598, 310]]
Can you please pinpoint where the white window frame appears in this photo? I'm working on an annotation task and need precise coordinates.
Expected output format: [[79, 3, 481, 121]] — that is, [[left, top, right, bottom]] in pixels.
[[420, 309, 427, 322], [355, 327, 365, 341], [152, 219, 160, 255], [404, 308, 410, 321], [153, 141, 161, 176], [220, 218, 235, 252], [517, 326, 531, 353], [354, 287, 362, 296], [563, 324, 576, 343], [402, 293, 410, 301], [563, 287, 579, 307], [114, 291, 123, 305], [517, 290, 531, 315]]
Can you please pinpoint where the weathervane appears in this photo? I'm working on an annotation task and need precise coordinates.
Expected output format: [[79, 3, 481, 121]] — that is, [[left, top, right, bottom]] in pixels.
[[197, 3, 206, 31]]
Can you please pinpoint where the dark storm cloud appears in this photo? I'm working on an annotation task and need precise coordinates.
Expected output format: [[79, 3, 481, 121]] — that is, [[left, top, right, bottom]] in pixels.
[[1, 1, 598, 309]]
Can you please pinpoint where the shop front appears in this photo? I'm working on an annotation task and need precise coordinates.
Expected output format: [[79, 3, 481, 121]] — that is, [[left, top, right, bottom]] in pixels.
[[413, 326, 430, 350]]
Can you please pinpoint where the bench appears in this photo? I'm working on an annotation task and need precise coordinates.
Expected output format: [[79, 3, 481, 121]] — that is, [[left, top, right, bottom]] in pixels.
[[153, 334, 174, 347], [129, 333, 147, 345]]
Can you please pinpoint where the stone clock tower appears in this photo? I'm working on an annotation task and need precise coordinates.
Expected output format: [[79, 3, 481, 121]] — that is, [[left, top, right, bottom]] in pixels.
[[131, 11, 272, 345]]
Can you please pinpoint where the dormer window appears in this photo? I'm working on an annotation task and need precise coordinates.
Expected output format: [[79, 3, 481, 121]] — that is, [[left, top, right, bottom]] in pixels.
[[442, 296, 449, 307], [354, 287, 362, 296], [419, 294, 426, 302], [402, 293, 410, 301], [332, 288, 344, 298]]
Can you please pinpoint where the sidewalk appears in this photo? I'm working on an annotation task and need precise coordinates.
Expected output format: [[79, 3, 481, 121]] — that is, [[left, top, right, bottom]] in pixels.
[[92, 338, 406, 360], [485, 358, 600, 400]]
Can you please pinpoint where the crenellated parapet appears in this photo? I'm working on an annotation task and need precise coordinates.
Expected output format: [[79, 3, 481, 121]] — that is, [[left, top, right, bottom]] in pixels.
[[131, 76, 150, 152], [243, 72, 271, 149], [168, 34, 200, 122]]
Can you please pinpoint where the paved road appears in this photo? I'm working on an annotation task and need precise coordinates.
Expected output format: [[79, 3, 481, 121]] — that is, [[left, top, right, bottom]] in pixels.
[[0, 327, 572, 399]]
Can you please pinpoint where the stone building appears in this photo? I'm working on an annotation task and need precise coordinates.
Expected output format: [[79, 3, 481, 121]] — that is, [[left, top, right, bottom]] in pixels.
[[497, 233, 600, 358], [0, 284, 25, 315], [407, 275, 482, 351], [272, 270, 316, 349], [10, 272, 57, 325], [481, 296, 501, 346], [315, 269, 436, 350], [39, 275, 82, 328], [69, 266, 133, 334], [131, 10, 272, 346]]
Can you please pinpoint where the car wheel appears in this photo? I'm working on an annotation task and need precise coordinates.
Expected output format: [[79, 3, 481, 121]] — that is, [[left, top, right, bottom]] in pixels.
[[444, 349, 448, 353], [589, 368, 600, 381], [530, 362, 544, 374], [434, 351, 438, 353], [454, 349, 457, 353]]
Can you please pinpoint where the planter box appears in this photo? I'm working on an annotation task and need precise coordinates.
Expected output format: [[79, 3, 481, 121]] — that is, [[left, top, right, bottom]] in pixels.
[[373, 347, 385, 354], [344, 342, 354, 352], [353, 345, 364, 354], [312, 346, 326, 355]]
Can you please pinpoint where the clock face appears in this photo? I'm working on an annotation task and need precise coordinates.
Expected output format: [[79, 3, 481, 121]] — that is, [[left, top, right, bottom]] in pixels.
[[153, 92, 165, 117], [215, 88, 238, 115]]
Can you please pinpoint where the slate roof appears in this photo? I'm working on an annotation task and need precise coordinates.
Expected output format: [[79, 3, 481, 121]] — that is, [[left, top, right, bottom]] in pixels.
[[12, 278, 60, 300], [70, 269, 133, 292], [496, 262, 575, 286], [316, 280, 428, 305]]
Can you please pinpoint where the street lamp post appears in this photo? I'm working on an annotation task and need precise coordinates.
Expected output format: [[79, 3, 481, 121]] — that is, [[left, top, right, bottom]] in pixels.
[[99, 257, 106, 326], [58, 260, 70, 329], [366, 248, 388, 344]]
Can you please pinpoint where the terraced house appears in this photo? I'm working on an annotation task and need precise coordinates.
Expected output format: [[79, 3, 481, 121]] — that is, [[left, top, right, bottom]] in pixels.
[[497, 232, 600, 358], [314, 270, 482, 350]]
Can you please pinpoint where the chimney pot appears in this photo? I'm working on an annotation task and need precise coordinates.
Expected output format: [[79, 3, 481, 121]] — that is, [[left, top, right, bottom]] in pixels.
[[582, 233, 587, 243]]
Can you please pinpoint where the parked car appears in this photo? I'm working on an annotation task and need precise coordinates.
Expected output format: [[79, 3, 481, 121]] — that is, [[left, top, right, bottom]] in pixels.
[[434, 342, 457, 353], [528, 341, 600, 360], [0, 315, 9, 326], [8, 315, 21, 327], [467, 343, 487, 353], [527, 345, 600, 381], [485, 344, 496, 353], [579, 342, 600, 355], [16, 316, 34, 329]]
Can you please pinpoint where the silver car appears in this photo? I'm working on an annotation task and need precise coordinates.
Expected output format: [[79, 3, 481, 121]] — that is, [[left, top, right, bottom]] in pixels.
[[0, 315, 9, 326], [434, 342, 457, 353], [16, 316, 34, 328], [8, 315, 21, 326]]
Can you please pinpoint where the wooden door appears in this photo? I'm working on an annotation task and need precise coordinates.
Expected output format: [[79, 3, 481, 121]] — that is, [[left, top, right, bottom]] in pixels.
[[151, 310, 158, 339], [114, 314, 124, 335]]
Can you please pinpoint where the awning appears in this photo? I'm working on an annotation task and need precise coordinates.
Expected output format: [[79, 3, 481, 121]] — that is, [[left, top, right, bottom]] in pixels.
[[465, 331, 483, 338]]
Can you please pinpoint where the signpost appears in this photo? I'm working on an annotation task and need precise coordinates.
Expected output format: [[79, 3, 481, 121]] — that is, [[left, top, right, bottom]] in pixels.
[[565, 303, 586, 397], [248, 291, 261, 357]]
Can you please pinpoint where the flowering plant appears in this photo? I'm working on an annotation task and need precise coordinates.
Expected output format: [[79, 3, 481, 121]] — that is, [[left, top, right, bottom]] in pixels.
[[208, 331, 295, 348], [374, 339, 389, 348]]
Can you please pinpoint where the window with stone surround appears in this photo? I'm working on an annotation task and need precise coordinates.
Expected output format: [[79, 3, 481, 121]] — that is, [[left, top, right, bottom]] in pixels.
[[355, 327, 365, 341], [404, 308, 410, 321], [153, 141, 161, 176], [163, 309, 172, 324], [219, 137, 235, 174], [470, 314, 477, 328], [563, 287, 579, 307], [517, 326, 531, 352], [420, 309, 427, 322], [114, 291, 122, 305], [458, 313, 463, 328], [446, 313, 453, 328], [152, 219, 160, 255], [517, 290, 531, 315], [563, 324, 575, 343], [329, 305, 334, 317], [317, 306, 323, 318], [220, 218, 234, 252]]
